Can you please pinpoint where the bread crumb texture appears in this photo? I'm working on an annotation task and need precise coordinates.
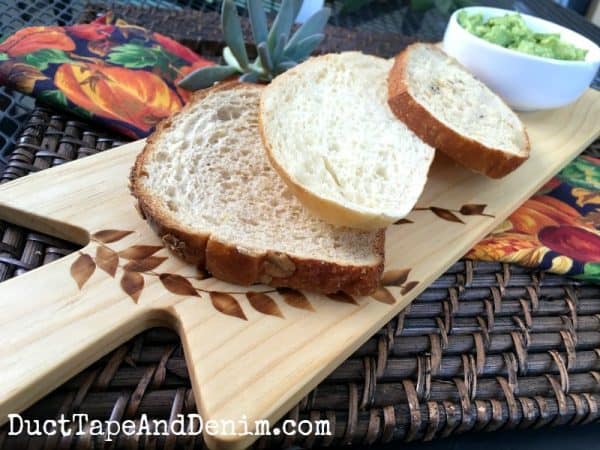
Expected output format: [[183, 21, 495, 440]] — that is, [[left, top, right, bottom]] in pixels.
[[137, 84, 382, 266], [261, 52, 435, 221]]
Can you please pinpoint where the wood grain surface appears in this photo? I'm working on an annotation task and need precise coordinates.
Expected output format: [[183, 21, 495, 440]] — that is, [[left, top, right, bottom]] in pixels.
[[0, 89, 598, 449]]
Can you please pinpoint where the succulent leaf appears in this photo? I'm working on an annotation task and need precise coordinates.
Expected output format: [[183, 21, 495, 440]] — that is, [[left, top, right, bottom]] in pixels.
[[291, 0, 303, 20], [286, 7, 331, 51], [249, 59, 266, 74], [181, 0, 329, 90], [247, 0, 269, 44], [283, 32, 324, 61], [257, 42, 274, 73], [272, 32, 288, 65], [240, 72, 260, 83], [222, 0, 250, 69], [223, 46, 243, 71], [267, 0, 300, 53], [178, 65, 238, 90], [276, 60, 297, 72]]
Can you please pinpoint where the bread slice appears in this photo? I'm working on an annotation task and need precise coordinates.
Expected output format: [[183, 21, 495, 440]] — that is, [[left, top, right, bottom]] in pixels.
[[259, 52, 435, 230], [130, 82, 384, 295], [388, 43, 530, 179]]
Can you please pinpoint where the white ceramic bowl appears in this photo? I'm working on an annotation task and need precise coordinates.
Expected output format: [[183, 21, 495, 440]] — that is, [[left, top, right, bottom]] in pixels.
[[443, 6, 600, 111]]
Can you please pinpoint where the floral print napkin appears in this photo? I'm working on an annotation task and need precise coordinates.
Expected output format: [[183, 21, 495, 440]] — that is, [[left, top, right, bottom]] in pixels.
[[0, 15, 213, 138], [468, 155, 600, 281]]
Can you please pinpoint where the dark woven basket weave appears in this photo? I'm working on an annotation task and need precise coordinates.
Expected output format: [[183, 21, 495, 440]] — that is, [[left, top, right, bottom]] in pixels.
[[1, 5, 600, 449]]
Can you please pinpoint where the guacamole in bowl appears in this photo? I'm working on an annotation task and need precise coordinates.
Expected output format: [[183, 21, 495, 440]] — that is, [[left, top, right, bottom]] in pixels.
[[457, 11, 588, 61], [443, 6, 600, 110]]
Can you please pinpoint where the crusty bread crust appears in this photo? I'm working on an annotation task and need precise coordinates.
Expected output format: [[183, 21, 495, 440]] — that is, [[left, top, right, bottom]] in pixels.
[[387, 44, 530, 179], [130, 82, 384, 296]]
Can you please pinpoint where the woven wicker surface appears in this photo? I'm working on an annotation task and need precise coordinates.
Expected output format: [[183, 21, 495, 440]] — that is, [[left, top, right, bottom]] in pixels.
[[1, 5, 600, 449]]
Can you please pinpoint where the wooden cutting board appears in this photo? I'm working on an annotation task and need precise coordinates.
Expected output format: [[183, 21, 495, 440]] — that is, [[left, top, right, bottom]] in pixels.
[[0, 89, 598, 449]]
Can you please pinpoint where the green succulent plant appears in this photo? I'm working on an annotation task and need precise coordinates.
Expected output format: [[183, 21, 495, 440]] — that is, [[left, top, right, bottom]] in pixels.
[[179, 0, 331, 90]]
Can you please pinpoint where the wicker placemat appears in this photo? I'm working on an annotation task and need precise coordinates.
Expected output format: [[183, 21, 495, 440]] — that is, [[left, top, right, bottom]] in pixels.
[[1, 5, 600, 449]]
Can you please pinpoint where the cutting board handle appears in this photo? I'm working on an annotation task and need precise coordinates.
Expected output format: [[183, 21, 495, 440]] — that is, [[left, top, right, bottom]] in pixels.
[[0, 249, 169, 424]]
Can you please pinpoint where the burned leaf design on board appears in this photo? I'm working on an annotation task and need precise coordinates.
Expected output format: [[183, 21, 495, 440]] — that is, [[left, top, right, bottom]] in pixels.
[[118, 245, 163, 260], [381, 268, 410, 286], [429, 207, 464, 224], [121, 270, 144, 303], [400, 281, 419, 295], [72, 229, 389, 320], [408, 204, 494, 224], [460, 204, 493, 216], [327, 292, 358, 305], [371, 287, 396, 305], [278, 288, 315, 312], [380, 268, 419, 299], [211, 292, 247, 320], [246, 292, 284, 318], [92, 229, 134, 243], [159, 273, 198, 296], [123, 256, 167, 272], [96, 246, 118, 277], [70, 253, 96, 289]]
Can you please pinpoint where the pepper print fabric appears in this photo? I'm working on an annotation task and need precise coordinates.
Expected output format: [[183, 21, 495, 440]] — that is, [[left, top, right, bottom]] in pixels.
[[0, 17, 212, 138], [468, 155, 600, 281]]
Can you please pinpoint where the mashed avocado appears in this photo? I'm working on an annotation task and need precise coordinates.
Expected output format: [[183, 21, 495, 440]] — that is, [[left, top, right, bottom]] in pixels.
[[457, 11, 588, 61]]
